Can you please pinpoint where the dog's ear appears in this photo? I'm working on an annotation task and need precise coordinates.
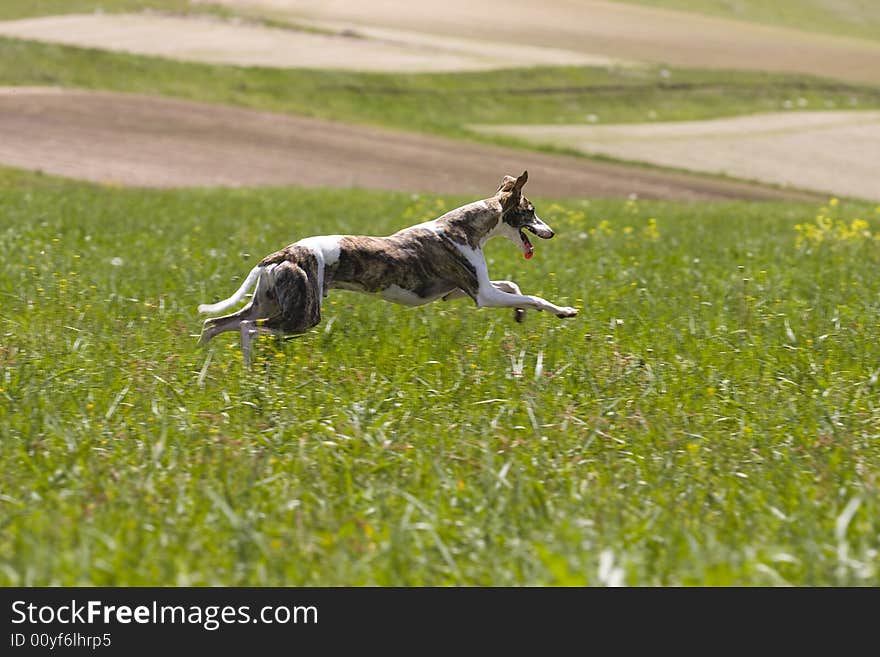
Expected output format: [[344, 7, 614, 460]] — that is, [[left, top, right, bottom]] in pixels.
[[496, 174, 518, 194], [513, 170, 528, 192]]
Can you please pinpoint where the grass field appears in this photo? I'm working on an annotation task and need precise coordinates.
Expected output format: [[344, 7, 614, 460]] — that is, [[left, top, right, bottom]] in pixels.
[[3, 37, 879, 143], [2, 0, 878, 588], [0, 0, 182, 20], [1, 168, 878, 585]]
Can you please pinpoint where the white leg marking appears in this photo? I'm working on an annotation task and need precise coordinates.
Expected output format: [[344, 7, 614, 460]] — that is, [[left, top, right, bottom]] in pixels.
[[476, 286, 577, 317], [493, 280, 522, 295], [492, 280, 526, 322], [240, 320, 258, 368], [454, 243, 577, 318]]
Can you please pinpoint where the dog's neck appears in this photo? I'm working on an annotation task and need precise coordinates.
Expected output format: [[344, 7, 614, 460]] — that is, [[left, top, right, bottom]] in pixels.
[[435, 198, 504, 250]]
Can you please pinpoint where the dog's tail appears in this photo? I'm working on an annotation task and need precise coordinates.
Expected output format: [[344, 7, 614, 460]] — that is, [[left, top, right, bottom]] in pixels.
[[198, 265, 262, 315]]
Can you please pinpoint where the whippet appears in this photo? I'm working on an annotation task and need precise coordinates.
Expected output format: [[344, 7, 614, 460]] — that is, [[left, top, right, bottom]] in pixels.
[[198, 171, 578, 365]]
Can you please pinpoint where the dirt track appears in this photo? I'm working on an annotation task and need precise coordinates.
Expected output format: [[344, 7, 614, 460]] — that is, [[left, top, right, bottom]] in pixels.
[[208, 0, 880, 84], [2, 2, 879, 82], [0, 13, 617, 73], [0, 87, 808, 200], [476, 111, 880, 202]]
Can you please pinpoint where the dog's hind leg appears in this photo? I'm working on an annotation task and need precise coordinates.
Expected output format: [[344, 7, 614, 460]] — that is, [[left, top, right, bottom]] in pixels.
[[198, 271, 277, 347], [199, 303, 257, 345], [239, 320, 259, 368], [263, 260, 322, 337]]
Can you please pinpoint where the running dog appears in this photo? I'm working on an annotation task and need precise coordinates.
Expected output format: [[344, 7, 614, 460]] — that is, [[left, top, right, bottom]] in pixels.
[[198, 171, 578, 365]]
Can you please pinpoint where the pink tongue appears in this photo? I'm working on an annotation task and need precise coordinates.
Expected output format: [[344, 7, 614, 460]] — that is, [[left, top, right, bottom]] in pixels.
[[522, 235, 534, 259]]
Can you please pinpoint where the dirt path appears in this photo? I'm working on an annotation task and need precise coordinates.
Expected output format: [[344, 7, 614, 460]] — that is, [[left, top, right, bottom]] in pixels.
[[476, 111, 880, 202], [0, 87, 805, 200], [0, 13, 618, 72], [206, 0, 880, 84]]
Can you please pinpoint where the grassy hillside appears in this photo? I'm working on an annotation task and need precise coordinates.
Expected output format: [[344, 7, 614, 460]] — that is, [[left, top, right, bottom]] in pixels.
[[0, 1, 192, 20], [1, 169, 878, 585], [2, 37, 879, 143], [622, 0, 880, 43]]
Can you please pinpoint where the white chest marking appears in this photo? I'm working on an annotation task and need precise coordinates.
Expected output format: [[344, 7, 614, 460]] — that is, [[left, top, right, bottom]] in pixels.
[[453, 242, 491, 287], [486, 220, 520, 248]]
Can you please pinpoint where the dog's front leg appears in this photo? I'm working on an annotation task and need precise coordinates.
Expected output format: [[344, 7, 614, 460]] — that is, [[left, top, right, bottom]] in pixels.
[[476, 284, 577, 318], [491, 280, 527, 323], [445, 280, 529, 322]]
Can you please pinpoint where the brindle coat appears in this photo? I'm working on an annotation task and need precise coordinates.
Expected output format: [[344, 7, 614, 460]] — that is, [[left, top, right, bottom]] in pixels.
[[263, 230, 481, 303], [198, 171, 577, 365]]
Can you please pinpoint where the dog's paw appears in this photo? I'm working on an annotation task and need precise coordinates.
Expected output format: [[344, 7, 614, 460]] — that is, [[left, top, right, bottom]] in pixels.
[[556, 306, 578, 318]]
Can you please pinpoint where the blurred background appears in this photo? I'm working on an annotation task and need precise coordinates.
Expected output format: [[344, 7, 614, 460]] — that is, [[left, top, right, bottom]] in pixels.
[[1, 0, 878, 202]]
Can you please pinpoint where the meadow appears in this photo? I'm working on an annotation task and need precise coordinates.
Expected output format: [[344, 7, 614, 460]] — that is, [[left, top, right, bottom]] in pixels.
[[3, 36, 879, 169], [1, 168, 878, 585], [0, 0, 196, 21], [1, 0, 879, 588]]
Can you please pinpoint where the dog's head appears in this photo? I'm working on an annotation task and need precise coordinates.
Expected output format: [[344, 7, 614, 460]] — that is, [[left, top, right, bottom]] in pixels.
[[495, 171, 554, 259]]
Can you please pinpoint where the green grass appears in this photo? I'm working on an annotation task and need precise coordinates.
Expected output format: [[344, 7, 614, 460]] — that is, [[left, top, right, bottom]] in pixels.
[[1, 168, 878, 585], [0, 0, 193, 21], [621, 0, 880, 44], [2, 37, 879, 142]]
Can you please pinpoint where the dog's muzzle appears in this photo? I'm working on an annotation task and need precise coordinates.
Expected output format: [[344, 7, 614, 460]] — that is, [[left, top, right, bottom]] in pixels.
[[520, 218, 554, 259], [524, 215, 555, 239]]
